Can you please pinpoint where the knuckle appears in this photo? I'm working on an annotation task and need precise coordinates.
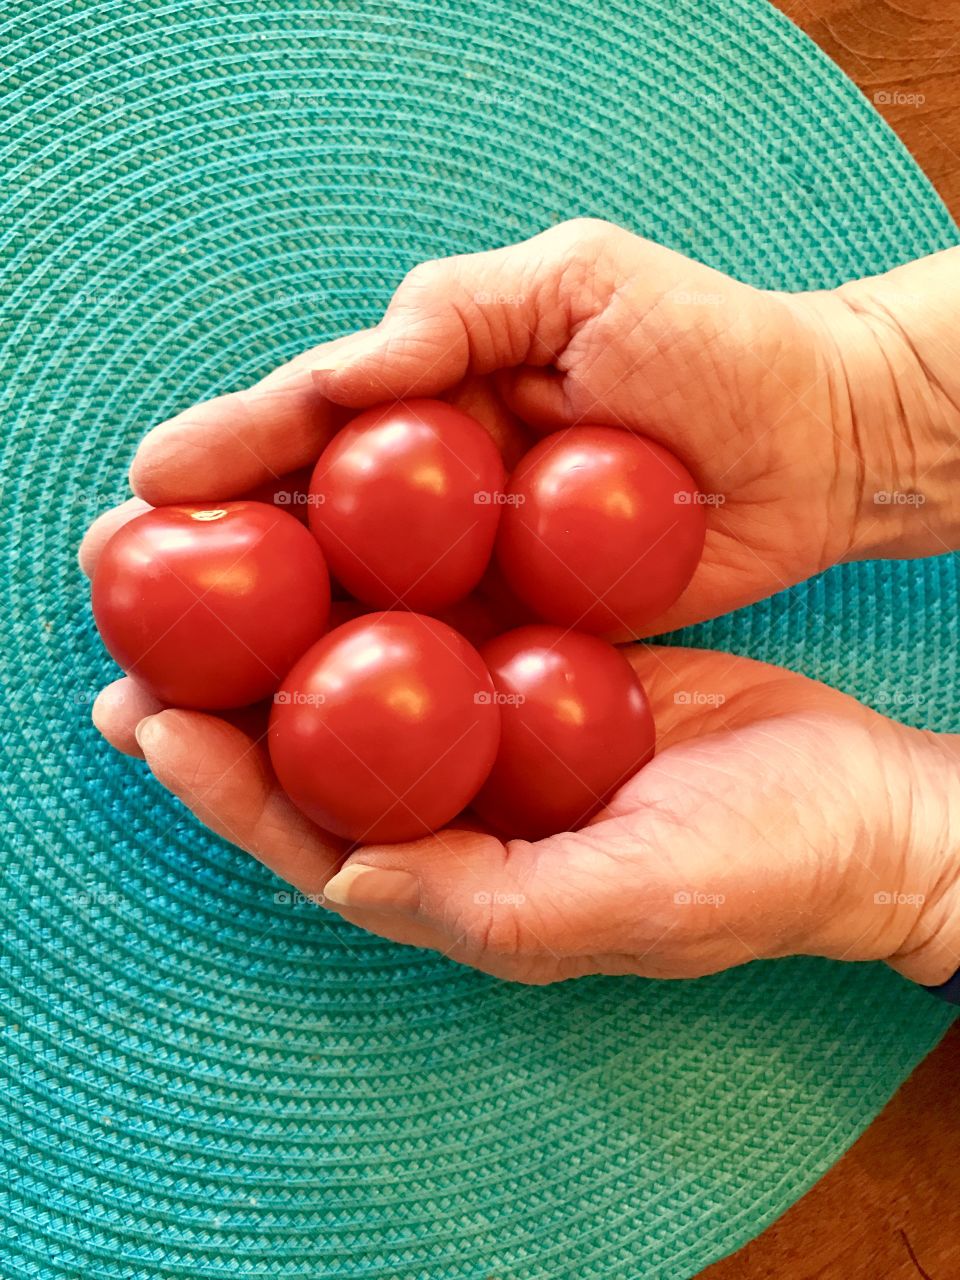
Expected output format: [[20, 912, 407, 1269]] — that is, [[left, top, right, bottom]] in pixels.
[[557, 216, 615, 247], [397, 259, 448, 298], [461, 897, 535, 960]]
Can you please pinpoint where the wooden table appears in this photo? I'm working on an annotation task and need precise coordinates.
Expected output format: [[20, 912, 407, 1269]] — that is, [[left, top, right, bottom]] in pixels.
[[776, 0, 960, 219], [702, 1024, 960, 1276], [702, 3, 960, 1275]]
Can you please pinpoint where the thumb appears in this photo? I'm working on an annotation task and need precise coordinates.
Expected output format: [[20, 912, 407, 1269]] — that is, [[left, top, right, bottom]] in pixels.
[[321, 826, 569, 977], [319, 815, 710, 982], [319, 798, 797, 982], [297, 219, 612, 408]]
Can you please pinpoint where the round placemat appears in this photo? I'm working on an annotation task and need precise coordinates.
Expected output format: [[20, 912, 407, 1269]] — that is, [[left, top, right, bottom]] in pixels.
[[1, 1, 957, 1277]]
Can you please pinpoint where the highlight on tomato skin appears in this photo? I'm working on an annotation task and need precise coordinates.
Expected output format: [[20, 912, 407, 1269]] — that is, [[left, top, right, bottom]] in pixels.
[[308, 398, 507, 612], [268, 611, 502, 844], [91, 501, 331, 710], [495, 425, 707, 639], [470, 624, 656, 841]]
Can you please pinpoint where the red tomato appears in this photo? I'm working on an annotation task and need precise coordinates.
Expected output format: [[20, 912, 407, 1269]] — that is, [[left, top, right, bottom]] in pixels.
[[309, 399, 506, 611], [92, 502, 330, 709], [496, 427, 706, 638], [269, 612, 501, 843], [471, 625, 655, 840]]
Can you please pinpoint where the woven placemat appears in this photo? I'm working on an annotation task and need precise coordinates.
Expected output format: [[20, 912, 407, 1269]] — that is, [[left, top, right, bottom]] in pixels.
[[1, 1, 957, 1277]]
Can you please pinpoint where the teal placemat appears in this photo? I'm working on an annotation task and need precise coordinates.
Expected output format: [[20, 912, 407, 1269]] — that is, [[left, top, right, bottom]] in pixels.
[[1, 1, 957, 1277]]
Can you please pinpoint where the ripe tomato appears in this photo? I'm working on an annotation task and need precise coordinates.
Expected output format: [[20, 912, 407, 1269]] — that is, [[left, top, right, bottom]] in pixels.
[[471, 625, 655, 840], [269, 612, 501, 843], [92, 502, 330, 709], [496, 426, 706, 638], [308, 399, 505, 611]]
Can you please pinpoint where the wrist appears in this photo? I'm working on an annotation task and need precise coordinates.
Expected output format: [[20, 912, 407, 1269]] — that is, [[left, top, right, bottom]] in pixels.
[[883, 728, 960, 988], [768, 708, 958, 981], [793, 264, 960, 562]]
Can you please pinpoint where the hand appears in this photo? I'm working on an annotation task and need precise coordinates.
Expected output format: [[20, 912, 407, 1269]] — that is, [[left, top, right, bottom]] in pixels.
[[87, 642, 960, 989], [102, 219, 960, 635], [79, 222, 960, 990]]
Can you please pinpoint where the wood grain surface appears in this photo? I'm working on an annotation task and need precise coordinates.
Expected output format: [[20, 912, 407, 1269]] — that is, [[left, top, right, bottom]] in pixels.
[[701, 1023, 960, 1277], [699, 3, 960, 1275], [776, 0, 960, 219]]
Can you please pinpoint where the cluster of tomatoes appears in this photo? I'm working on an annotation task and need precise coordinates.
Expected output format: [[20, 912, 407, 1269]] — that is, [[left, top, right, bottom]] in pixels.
[[92, 400, 706, 843]]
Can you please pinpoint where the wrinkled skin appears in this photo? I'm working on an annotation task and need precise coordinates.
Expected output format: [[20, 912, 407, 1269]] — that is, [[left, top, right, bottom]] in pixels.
[[80, 219, 960, 988]]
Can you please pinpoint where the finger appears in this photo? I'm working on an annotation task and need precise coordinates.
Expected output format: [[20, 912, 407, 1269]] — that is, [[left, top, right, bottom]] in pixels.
[[320, 827, 556, 977], [619, 643, 827, 747], [321, 900, 462, 958], [321, 824, 629, 973], [326, 898, 585, 984], [320, 817, 727, 981], [78, 497, 151, 579], [91, 677, 165, 757], [303, 220, 616, 409], [496, 366, 571, 435], [136, 708, 343, 894], [129, 384, 346, 507], [93, 675, 271, 764]]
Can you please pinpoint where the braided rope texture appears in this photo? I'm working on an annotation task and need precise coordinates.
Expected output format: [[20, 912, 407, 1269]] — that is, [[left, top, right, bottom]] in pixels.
[[1, 1, 958, 1276]]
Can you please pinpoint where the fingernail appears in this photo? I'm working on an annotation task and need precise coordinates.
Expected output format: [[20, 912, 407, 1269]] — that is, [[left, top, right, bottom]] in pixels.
[[134, 715, 159, 750], [322, 865, 421, 913]]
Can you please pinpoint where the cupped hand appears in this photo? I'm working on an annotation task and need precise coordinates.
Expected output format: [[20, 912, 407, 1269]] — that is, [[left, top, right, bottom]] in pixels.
[[79, 220, 960, 990], [102, 216, 927, 635], [86, 639, 960, 990]]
